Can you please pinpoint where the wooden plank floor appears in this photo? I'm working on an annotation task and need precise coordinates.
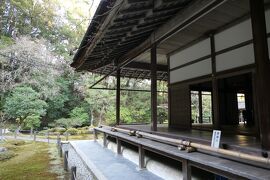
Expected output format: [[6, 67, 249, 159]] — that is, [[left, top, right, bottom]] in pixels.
[[119, 124, 265, 156], [95, 127, 270, 180]]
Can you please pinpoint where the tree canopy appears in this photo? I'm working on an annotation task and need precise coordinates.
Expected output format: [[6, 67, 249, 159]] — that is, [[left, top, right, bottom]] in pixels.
[[4, 86, 47, 126], [0, 0, 168, 130]]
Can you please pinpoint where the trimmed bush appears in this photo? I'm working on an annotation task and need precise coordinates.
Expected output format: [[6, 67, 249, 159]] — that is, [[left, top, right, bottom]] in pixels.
[[38, 130, 48, 136], [55, 127, 66, 134], [0, 151, 16, 161], [65, 128, 79, 135]]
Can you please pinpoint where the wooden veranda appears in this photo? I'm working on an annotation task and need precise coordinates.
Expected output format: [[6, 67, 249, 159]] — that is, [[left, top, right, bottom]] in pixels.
[[71, 0, 270, 178]]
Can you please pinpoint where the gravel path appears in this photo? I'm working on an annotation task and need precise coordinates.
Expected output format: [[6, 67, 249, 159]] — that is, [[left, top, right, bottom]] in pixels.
[[62, 143, 96, 180], [3, 135, 57, 143]]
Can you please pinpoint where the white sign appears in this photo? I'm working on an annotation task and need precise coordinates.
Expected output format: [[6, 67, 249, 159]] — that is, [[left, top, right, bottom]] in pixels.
[[211, 130, 221, 148]]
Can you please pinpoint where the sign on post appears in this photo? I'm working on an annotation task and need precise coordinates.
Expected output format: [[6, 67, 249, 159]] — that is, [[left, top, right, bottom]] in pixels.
[[211, 130, 221, 148]]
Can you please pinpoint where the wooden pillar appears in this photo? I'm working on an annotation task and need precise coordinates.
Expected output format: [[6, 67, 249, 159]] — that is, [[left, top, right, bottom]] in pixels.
[[138, 145, 145, 169], [151, 45, 157, 131], [250, 0, 270, 151], [198, 91, 203, 124], [182, 159, 191, 180], [116, 68, 121, 125], [116, 138, 121, 154], [210, 34, 220, 129], [167, 55, 171, 128]]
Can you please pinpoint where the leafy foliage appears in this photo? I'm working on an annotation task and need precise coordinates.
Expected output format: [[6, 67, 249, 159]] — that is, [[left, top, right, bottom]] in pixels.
[[0, 0, 168, 130], [4, 86, 47, 126], [3, 86, 45, 131]]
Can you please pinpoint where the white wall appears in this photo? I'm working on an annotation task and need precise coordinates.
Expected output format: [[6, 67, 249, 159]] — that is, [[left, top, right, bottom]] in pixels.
[[168, 9, 270, 84], [170, 38, 210, 69], [215, 19, 253, 51], [216, 44, 255, 72], [170, 59, 211, 84]]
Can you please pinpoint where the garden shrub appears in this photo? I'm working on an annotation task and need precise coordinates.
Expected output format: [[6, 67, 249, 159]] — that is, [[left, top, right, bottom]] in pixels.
[[47, 127, 66, 135], [38, 130, 48, 136], [54, 127, 66, 134], [65, 128, 79, 135]]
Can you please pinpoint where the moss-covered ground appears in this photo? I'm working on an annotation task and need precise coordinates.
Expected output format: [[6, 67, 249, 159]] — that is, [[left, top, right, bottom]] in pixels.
[[0, 140, 68, 180]]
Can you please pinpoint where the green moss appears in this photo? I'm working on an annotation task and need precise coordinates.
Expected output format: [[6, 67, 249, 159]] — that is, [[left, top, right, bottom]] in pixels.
[[0, 151, 16, 161], [0, 141, 63, 179], [0, 35, 14, 49], [7, 140, 26, 146]]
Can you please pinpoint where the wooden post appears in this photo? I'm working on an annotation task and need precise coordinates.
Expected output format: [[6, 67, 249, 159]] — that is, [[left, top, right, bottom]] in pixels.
[[138, 145, 145, 169], [47, 132, 49, 144], [14, 130, 17, 139], [198, 91, 203, 124], [57, 134, 60, 146], [182, 159, 191, 180], [0, 128, 2, 141], [93, 129, 97, 141], [64, 151, 68, 171], [151, 44, 157, 131], [103, 132, 107, 148], [59, 143, 63, 157], [210, 34, 220, 129], [33, 131, 36, 142], [250, 0, 270, 152], [65, 133, 69, 141], [57, 134, 61, 155], [116, 68, 121, 125], [116, 138, 121, 155], [71, 166, 77, 180]]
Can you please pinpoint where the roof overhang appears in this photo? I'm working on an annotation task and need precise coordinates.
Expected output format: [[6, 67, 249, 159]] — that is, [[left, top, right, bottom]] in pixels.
[[71, 0, 269, 81]]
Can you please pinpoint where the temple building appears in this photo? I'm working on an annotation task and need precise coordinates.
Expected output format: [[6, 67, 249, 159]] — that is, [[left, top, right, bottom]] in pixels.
[[71, 0, 270, 179]]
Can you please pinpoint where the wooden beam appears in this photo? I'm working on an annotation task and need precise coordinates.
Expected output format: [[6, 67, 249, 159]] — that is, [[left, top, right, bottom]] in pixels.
[[74, 0, 126, 70], [124, 61, 167, 72], [116, 69, 121, 125], [151, 45, 158, 131], [250, 0, 270, 152], [90, 87, 168, 93]]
